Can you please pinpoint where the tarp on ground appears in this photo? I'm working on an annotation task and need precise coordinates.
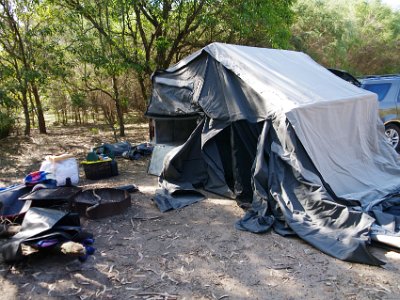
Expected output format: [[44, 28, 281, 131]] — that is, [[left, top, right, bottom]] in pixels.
[[146, 42, 400, 265]]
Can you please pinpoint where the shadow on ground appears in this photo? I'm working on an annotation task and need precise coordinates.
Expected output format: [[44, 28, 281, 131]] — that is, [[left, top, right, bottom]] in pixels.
[[1, 125, 400, 299]]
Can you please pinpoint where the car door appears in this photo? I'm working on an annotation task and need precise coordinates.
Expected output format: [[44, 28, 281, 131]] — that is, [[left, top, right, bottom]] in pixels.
[[362, 80, 397, 123], [396, 80, 400, 120]]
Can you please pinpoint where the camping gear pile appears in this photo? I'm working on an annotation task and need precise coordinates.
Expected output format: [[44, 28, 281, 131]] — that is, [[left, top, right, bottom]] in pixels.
[[146, 42, 400, 265], [80, 142, 153, 180], [90, 141, 153, 161], [0, 152, 136, 263], [0, 171, 95, 262], [81, 141, 153, 180]]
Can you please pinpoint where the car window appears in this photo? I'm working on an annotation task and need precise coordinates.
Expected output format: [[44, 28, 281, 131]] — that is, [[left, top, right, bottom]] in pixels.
[[362, 83, 392, 101], [398, 86, 400, 103]]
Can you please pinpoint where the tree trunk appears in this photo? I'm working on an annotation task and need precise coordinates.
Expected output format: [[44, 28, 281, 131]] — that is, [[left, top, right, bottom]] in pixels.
[[21, 91, 31, 136], [63, 110, 67, 125], [83, 109, 88, 124], [78, 109, 82, 124], [30, 83, 46, 134], [74, 109, 78, 124], [112, 75, 125, 137], [137, 73, 148, 102], [28, 89, 35, 127]]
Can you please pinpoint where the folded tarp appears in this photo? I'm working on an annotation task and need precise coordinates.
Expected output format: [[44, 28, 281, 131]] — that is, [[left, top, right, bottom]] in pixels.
[[1, 207, 83, 262]]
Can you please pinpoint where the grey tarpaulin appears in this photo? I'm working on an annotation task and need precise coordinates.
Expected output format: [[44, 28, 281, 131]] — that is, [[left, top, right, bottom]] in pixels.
[[146, 43, 400, 265], [153, 188, 206, 212]]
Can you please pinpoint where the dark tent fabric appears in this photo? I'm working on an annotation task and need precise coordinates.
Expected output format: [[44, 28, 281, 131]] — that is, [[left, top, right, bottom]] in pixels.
[[146, 43, 400, 265], [1, 207, 82, 262]]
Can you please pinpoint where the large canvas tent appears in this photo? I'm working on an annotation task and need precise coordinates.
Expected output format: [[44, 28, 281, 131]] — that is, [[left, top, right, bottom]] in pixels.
[[146, 43, 400, 265]]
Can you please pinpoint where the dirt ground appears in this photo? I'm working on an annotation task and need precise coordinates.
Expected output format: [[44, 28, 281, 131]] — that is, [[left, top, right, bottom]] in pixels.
[[1, 124, 400, 300]]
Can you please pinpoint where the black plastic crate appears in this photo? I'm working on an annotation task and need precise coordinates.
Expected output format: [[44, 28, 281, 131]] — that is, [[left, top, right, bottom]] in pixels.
[[82, 160, 118, 180]]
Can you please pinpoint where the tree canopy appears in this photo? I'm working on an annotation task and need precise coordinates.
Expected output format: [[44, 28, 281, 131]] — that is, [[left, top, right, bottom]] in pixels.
[[0, 0, 399, 137], [291, 0, 400, 75]]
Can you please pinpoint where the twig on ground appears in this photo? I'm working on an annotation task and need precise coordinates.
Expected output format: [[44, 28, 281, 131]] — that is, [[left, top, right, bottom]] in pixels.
[[131, 216, 162, 221], [136, 292, 178, 299]]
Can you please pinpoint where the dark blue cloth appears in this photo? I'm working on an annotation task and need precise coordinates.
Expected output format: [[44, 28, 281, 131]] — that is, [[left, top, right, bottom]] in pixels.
[[0, 184, 32, 218], [94, 141, 132, 158], [122, 143, 154, 160]]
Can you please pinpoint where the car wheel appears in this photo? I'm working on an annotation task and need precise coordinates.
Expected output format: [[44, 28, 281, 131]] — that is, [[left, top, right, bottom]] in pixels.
[[385, 123, 400, 152]]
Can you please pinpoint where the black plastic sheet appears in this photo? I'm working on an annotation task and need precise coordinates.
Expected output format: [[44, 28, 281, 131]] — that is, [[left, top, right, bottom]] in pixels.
[[1, 207, 82, 262]]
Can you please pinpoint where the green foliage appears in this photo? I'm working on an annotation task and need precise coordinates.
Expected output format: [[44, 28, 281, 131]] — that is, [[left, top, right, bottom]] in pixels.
[[350, 0, 400, 74], [121, 97, 129, 109], [70, 92, 87, 108], [155, 36, 171, 52], [215, 0, 294, 48], [90, 127, 99, 135], [0, 89, 16, 108], [291, 0, 400, 75], [0, 111, 14, 139]]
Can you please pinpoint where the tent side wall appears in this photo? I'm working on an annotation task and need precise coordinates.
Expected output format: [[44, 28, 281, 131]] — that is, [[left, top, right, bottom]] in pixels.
[[146, 53, 208, 118], [287, 96, 400, 205]]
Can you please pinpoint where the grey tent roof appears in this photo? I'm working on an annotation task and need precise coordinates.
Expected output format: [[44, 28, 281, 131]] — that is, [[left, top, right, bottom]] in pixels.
[[150, 43, 375, 114]]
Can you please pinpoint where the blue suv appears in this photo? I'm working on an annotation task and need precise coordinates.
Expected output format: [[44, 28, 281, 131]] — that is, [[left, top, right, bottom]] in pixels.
[[361, 75, 400, 152]]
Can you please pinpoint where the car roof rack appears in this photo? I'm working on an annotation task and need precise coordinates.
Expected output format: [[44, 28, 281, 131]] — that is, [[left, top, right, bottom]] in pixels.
[[360, 74, 400, 79], [327, 68, 361, 87]]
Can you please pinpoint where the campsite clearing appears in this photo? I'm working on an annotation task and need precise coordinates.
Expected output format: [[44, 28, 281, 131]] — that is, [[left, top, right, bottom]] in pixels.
[[1, 124, 400, 299]]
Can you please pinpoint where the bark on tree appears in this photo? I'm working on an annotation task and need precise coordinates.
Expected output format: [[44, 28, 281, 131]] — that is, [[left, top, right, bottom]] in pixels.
[[28, 90, 35, 127], [12, 57, 31, 135], [30, 83, 46, 134], [21, 92, 30, 136], [112, 75, 125, 137]]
